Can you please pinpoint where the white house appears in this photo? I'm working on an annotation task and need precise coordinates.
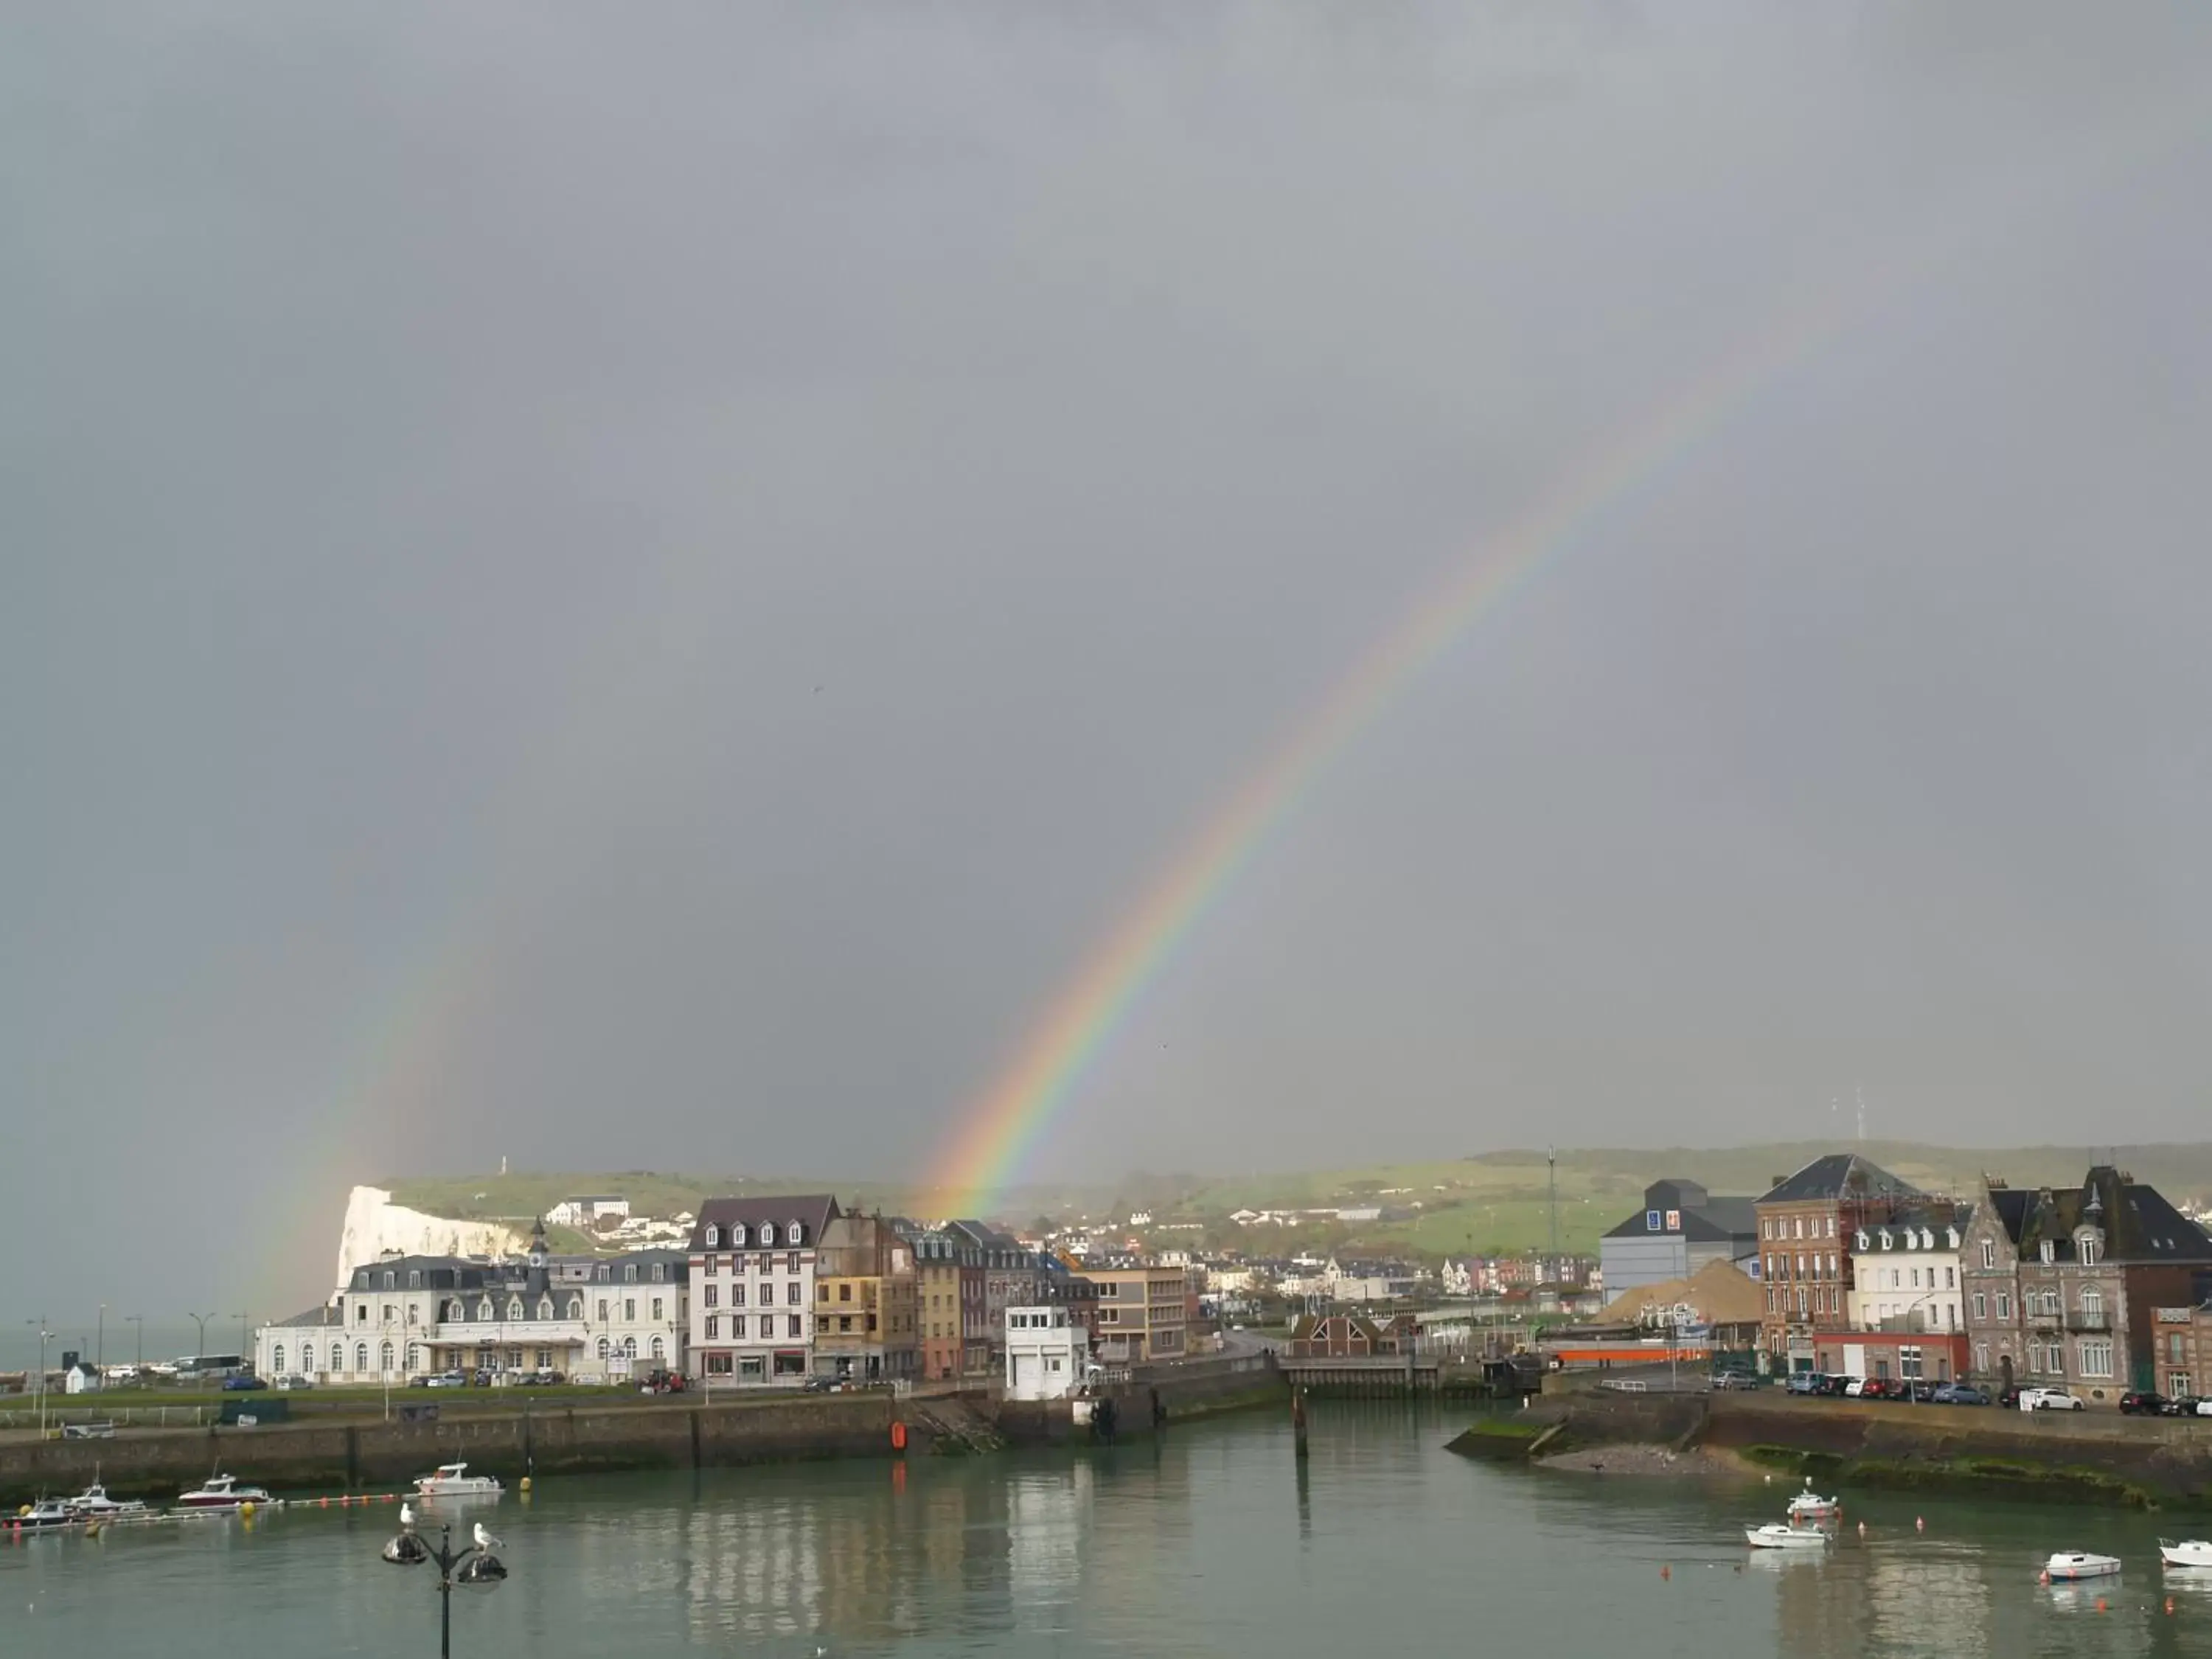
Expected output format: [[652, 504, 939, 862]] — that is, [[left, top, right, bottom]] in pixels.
[[63, 1362, 102, 1394], [547, 1195, 631, 1228], [1004, 1305, 1088, 1400], [1440, 1259, 1475, 1298], [687, 1194, 841, 1387], [1846, 1205, 1971, 1335]]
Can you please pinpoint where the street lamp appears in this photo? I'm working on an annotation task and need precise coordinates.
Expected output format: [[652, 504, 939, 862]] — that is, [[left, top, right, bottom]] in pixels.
[[383, 1520, 507, 1659], [24, 1319, 53, 1436], [234, 1312, 250, 1364], [188, 1311, 214, 1358], [97, 1304, 106, 1377]]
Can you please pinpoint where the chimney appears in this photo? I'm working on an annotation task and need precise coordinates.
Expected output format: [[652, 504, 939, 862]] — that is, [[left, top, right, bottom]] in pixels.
[[1770, 1176, 1784, 1191]]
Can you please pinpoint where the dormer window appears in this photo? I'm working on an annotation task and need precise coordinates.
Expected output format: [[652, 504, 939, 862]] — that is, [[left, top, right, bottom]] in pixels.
[[1946, 1229, 1959, 1249], [1856, 1231, 1870, 1251], [2079, 1235, 2101, 1267], [1980, 1240, 1996, 1270], [477, 1298, 494, 1321], [2039, 1240, 2054, 1265], [789, 1221, 806, 1245], [624, 1265, 638, 1283], [652, 1264, 665, 1282], [706, 1225, 720, 1248], [733, 1223, 748, 1247], [408, 1270, 422, 1289], [762, 1223, 778, 1246], [383, 1271, 397, 1290], [507, 1298, 524, 1321], [538, 1297, 553, 1319]]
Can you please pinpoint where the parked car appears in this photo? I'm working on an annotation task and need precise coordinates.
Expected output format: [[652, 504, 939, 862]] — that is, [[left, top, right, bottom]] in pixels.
[[221, 1374, 268, 1392], [2119, 1390, 2168, 1416], [471, 1369, 495, 1388], [521, 1369, 566, 1386], [1711, 1371, 1758, 1390], [639, 1368, 686, 1395], [1843, 1377, 1869, 1397], [408, 1374, 436, 1388], [1931, 1382, 1989, 1405], [1997, 1385, 2023, 1409], [274, 1374, 314, 1391], [1817, 1374, 1854, 1397], [1890, 1379, 1938, 1403], [1784, 1372, 1820, 1396], [2021, 1387, 2085, 1411], [425, 1371, 467, 1389], [2173, 1396, 2212, 1417]]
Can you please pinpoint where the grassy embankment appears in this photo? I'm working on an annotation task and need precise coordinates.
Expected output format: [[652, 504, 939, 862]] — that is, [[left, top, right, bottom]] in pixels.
[[390, 1141, 2212, 1265], [1734, 1442, 2164, 1509]]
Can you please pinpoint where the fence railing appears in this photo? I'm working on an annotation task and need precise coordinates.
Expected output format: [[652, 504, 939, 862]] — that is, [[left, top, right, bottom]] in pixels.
[[0, 1405, 209, 1431]]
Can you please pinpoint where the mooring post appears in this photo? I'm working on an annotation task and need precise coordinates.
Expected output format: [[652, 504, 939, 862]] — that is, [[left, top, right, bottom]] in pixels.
[[1292, 1387, 1310, 1460]]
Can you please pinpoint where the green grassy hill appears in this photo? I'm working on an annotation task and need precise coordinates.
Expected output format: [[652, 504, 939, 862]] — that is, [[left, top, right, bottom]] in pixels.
[[389, 1141, 2212, 1263]]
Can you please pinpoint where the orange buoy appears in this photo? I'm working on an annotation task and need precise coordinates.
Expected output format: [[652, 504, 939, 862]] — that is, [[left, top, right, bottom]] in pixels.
[[1660, 1565, 1671, 1580], [2096, 1598, 2107, 1613], [891, 1421, 908, 1452], [2039, 1570, 2051, 1585], [2167, 1597, 2177, 1615]]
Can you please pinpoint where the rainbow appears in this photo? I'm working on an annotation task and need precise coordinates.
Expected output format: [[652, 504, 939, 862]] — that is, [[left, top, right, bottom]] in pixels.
[[928, 297, 1853, 1204], [920, 103, 2188, 1204]]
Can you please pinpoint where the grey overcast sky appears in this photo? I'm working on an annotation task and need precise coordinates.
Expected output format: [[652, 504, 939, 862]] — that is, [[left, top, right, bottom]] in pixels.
[[7, 2, 2212, 1321]]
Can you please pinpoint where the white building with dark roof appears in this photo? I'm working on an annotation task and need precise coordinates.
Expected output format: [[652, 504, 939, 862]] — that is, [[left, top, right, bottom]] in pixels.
[[688, 1194, 841, 1386]]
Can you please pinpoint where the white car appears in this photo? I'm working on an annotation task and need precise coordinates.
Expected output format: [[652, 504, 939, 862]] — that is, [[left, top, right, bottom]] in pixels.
[[2021, 1387, 2084, 1411], [1843, 1377, 1868, 1397]]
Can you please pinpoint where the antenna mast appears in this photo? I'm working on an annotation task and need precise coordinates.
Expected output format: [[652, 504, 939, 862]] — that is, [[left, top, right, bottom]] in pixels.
[[1855, 1084, 1866, 1145], [1547, 1145, 1559, 1257]]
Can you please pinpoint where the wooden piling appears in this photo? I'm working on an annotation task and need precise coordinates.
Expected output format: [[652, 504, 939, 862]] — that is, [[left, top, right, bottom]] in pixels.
[[1292, 1388, 1310, 1459]]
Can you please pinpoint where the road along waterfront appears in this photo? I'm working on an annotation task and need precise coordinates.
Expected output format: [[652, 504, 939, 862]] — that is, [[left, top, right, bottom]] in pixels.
[[5, 1402, 2207, 1658]]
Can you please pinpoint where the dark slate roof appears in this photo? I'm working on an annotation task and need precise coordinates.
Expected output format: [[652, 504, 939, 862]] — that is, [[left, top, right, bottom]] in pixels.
[[1987, 1169, 2212, 1264], [1602, 1192, 1760, 1242], [689, 1194, 841, 1252], [1757, 1155, 1920, 1206], [1860, 1201, 1973, 1241], [272, 1305, 345, 1329]]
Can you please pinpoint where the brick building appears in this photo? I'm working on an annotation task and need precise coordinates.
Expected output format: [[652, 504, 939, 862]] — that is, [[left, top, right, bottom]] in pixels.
[[1961, 1168, 2212, 1400], [1754, 1153, 1921, 1373]]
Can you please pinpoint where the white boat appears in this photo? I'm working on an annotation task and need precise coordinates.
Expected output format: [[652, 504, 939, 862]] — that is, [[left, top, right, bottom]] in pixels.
[[177, 1472, 271, 1512], [2160, 1539, 2212, 1570], [10, 1500, 80, 1531], [412, 1462, 503, 1499], [1784, 1481, 1840, 1520], [2044, 1550, 2121, 1581], [67, 1480, 151, 1522], [1746, 1524, 1831, 1550]]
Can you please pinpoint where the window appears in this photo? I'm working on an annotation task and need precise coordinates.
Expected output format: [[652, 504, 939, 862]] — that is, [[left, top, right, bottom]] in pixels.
[[597, 1299, 609, 1324], [732, 1315, 747, 1338], [650, 1336, 665, 1360], [707, 1225, 720, 1247], [625, 1299, 636, 1322], [538, 1297, 553, 1320], [1646, 1209, 1663, 1232], [1793, 1217, 1804, 1239], [705, 1284, 718, 1308], [356, 1342, 370, 1371], [1972, 1292, 1987, 1320], [652, 1298, 664, 1321], [409, 1344, 422, 1369], [762, 1224, 778, 1245], [787, 1315, 801, 1338], [597, 1338, 610, 1359], [1794, 1286, 1807, 1313], [732, 1284, 746, 1307], [1910, 1268, 1921, 1289], [2080, 1340, 2115, 1379], [624, 1265, 638, 1284], [382, 1303, 395, 1324], [2171, 1333, 2187, 1364], [705, 1315, 720, 1339], [787, 1251, 801, 1274], [787, 1283, 801, 1305], [2039, 1241, 2054, 1264], [839, 1315, 853, 1333], [622, 1337, 636, 1359], [787, 1223, 804, 1247], [706, 1352, 733, 1376], [302, 1343, 315, 1372], [2080, 1238, 2101, 1267], [1826, 1217, 1835, 1237], [408, 1270, 422, 1290], [507, 1349, 521, 1368], [732, 1223, 748, 1247], [383, 1271, 397, 1290], [1997, 1293, 2011, 1320], [840, 1283, 853, 1302], [1761, 1219, 1771, 1239], [1945, 1267, 1955, 1289], [567, 1295, 583, 1320], [477, 1298, 494, 1321], [507, 1298, 524, 1322], [378, 1340, 394, 1372], [1974, 1342, 1989, 1374], [597, 1265, 611, 1282], [2081, 1286, 2104, 1318], [2172, 1371, 2194, 1396], [273, 1344, 286, 1374], [1980, 1240, 1996, 1270], [652, 1264, 665, 1283]]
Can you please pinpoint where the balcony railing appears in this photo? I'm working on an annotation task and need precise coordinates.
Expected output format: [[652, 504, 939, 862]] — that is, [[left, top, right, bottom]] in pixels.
[[2066, 1312, 2110, 1333]]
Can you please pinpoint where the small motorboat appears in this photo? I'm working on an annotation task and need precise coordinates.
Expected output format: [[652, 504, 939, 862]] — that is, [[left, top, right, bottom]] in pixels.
[[1784, 1481, 1840, 1520], [2044, 1550, 2122, 1581], [67, 1481, 151, 1523], [1746, 1524, 1831, 1550], [177, 1472, 272, 1511], [2161, 1539, 2212, 1570], [412, 1462, 503, 1499], [10, 1500, 80, 1531]]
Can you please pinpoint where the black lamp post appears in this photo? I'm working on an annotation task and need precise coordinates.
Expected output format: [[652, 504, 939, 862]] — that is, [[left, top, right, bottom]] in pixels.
[[383, 1521, 506, 1658]]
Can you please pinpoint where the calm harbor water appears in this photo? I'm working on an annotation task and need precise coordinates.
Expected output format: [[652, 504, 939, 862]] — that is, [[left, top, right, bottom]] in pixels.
[[4, 1402, 2207, 1658]]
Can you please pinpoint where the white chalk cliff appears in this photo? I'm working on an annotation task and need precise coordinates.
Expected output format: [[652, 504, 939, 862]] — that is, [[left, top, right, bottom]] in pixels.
[[333, 1185, 524, 1289]]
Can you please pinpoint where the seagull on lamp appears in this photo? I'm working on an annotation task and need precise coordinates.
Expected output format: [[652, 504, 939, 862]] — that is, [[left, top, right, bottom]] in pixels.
[[399, 1500, 414, 1529], [473, 1521, 504, 1553]]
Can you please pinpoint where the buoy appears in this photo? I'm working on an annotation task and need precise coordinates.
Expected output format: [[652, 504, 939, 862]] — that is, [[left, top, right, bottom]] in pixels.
[[84, 1523, 100, 1539], [1915, 1517, 1924, 1532], [240, 1502, 255, 1519], [1857, 1521, 1866, 1537], [1660, 1565, 1671, 1579], [2167, 1597, 2177, 1615], [519, 1476, 532, 1492], [2096, 1597, 2107, 1613], [2039, 1570, 2051, 1585], [891, 1421, 908, 1452]]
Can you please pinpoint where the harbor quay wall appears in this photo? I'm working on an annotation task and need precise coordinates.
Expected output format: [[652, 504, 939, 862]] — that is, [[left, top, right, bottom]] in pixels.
[[0, 1394, 898, 1507], [1449, 1389, 2212, 1507], [990, 1354, 1290, 1447]]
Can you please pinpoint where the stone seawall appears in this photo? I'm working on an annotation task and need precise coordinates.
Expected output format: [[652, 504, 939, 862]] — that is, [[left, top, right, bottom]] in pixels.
[[0, 1394, 897, 1506], [1447, 1390, 2212, 1509], [0, 1359, 1291, 1505]]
